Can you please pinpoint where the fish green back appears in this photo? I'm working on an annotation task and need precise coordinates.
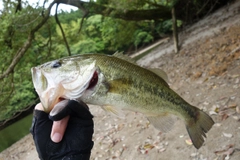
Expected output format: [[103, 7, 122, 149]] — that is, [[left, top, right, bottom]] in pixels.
[[72, 53, 214, 149], [79, 54, 189, 114]]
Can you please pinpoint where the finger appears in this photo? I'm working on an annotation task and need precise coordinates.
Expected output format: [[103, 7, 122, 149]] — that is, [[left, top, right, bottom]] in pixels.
[[51, 115, 70, 143], [49, 100, 70, 121], [68, 100, 93, 119], [35, 103, 44, 111]]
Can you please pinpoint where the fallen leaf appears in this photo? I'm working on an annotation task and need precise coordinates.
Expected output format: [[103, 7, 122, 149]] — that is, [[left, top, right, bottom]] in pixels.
[[214, 144, 235, 158], [185, 139, 193, 146], [232, 115, 240, 120], [202, 77, 208, 83], [227, 104, 237, 109], [115, 124, 124, 131], [236, 106, 240, 113], [218, 107, 236, 121], [222, 132, 233, 138], [144, 144, 155, 150], [190, 152, 199, 157], [221, 113, 229, 121], [158, 148, 166, 152], [179, 135, 184, 138], [235, 78, 239, 83], [115, 148, 124, 157], [209, 111, 218, 115], [213, 123, 222, 127], [211, 104, 220, 113]]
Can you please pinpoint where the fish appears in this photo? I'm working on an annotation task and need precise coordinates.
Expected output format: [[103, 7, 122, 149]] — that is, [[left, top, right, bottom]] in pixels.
[[31, 52, 214, 149]]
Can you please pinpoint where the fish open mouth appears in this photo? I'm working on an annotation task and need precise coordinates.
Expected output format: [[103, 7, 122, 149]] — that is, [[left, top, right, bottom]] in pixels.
[[87, 71, 98, 90], [42, 69, 99, 114], [52, 71, 98, 114], [57, 71, 98, 104]]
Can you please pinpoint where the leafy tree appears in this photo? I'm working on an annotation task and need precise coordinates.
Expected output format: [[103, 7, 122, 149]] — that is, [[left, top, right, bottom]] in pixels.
[[0, 0, 230, 123]]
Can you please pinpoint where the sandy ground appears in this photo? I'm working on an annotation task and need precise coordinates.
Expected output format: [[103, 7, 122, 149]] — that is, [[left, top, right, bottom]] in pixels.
[[1, 1, 240, 160]]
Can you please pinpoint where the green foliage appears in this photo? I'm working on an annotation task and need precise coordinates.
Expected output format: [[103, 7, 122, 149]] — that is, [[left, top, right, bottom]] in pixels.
[[52, 14, 155, 54], [58, 10, 83, 24], [134, 31, 153, 48], [100, 17, 137, 52], [0, 1, 43, 121], [0, 0, 185, 121], [72, 39, 105, 53], [0, 80, 36, 121]]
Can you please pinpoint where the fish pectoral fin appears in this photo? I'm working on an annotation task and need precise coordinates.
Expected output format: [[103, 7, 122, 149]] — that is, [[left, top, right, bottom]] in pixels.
[[108, 79, 132, 94], [147, 113, 176, 132], [102, 105, 125, 119]]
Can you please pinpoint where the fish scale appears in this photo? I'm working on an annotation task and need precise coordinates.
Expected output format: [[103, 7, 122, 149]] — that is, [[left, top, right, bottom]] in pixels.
[[88, 54, 190, 113], [31, 53, 214, 149]]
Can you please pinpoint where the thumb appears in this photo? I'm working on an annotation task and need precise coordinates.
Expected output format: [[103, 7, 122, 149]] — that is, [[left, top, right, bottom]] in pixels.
[[50, 115, 70, 143]]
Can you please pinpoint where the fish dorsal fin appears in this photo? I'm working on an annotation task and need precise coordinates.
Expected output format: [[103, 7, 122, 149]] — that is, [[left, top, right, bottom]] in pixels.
[[147, 113, 176, 132], [148, 68, 169, 83], [101, 105, 125, 118], [113, 51, 136, 64]]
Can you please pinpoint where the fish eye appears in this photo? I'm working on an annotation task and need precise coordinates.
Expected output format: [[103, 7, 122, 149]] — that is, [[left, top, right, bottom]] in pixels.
[[52, 61, 62, 68]]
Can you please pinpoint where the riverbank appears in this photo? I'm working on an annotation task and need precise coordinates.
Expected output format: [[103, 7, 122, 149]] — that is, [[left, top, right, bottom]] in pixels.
[[1, 1, 240, 159]]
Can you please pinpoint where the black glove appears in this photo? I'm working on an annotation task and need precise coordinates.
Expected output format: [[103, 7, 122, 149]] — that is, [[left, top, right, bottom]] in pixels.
[[30, 100, 94, 160]]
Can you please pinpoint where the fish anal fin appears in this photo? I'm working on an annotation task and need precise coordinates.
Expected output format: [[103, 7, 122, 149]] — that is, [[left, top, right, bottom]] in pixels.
[[186, 109, 214, 149], [102, 105, 125, 119], [147, 113, 176, 132]]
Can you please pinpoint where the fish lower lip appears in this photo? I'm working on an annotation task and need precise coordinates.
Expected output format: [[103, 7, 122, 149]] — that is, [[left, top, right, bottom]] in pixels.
[[87, 71, 98, 90]]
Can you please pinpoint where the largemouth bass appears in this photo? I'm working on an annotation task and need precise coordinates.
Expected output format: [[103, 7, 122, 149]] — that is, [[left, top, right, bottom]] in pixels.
[[31, 53, 214, 149]]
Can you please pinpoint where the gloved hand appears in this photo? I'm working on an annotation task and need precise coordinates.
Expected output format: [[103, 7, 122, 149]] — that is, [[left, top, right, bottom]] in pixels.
[[30, 100, 94, 160]]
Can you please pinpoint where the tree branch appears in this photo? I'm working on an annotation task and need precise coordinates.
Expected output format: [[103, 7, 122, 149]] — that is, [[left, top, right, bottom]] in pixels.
[[78, 9, 88, 33], [0, 0, 171, 80], [0, 74, 14, 106], [0, 1, 56, 80], [15, 0, 22, 13], [55, 3, 71, 56], [56, 0, 85, 9], [57, 0, 172, 21]]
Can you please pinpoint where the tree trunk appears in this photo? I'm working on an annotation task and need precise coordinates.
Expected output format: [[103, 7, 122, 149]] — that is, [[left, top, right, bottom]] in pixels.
[[172, 7, 179, 53], [58, 0, 172, 21]]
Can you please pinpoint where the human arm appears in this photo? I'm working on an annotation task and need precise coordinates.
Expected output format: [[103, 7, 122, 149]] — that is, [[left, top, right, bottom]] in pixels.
[[30, 100, 94, 160]]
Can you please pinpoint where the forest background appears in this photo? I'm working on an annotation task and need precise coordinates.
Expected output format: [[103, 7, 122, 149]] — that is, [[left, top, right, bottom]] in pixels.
[[0, 0, 230, 128]]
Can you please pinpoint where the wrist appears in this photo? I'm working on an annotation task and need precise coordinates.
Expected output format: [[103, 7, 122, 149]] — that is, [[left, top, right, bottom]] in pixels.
[[62, 153, 91, 160]]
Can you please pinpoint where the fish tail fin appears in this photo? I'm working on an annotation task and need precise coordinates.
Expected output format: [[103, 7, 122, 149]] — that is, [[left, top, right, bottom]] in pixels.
[[186, 109, 214, 149]]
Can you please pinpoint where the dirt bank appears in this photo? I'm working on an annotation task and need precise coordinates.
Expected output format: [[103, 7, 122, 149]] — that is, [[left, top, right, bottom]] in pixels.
[[1, 1, 240, 160]]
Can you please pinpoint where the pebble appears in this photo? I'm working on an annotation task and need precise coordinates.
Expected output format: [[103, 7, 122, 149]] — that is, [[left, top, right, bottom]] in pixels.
[[209, 111, 218, 115], [235, 78, 239, 83], [222, 132, 233, 138], [190, 152, 199, 157], [179, 135, 184, 138], [213, 123, 222, 127]]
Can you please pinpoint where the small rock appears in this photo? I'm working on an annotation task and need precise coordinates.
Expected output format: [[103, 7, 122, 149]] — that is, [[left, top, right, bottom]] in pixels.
[[203, 101, 209, 105], [235, 78, 239, 84], [209, 111, 217, 115], [222, 132, 233, 138], [214, 123, 222, 127], [179, 135, 184, 138], [236, 106, 240, 113], [190, 152, 199, 157]]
